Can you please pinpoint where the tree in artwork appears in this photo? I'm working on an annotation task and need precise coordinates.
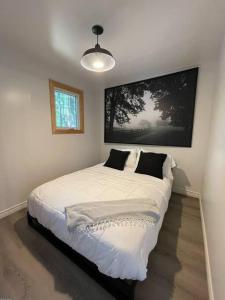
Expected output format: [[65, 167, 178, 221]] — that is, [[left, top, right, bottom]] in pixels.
[[148, 71, 197, 132], [105, 83, 146, 135]]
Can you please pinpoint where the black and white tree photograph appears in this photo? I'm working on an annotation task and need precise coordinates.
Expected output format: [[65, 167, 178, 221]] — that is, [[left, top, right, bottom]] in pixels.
[[104, 68, 198, 147]]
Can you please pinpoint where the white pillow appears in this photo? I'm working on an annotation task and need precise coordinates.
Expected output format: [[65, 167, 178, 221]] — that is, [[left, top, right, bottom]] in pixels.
[[136, 149, 176, 180], [163, 154, 176, 180], [115, 148, 137, 168]]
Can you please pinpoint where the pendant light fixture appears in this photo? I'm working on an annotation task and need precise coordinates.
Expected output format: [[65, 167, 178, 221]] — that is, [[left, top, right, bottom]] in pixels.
[[81, 25, 115, 72]]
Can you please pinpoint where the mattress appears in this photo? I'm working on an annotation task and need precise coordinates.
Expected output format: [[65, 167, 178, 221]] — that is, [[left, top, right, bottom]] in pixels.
[[28, 164, 172, 281]]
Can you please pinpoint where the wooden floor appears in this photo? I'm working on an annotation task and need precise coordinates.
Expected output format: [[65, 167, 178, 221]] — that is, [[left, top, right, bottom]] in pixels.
[[0, 193, 208, 300], [137, 193, 208, 300]]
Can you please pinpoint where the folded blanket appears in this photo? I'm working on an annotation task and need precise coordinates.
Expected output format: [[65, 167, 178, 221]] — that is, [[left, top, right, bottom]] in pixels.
[[65, 199, 160, 232]]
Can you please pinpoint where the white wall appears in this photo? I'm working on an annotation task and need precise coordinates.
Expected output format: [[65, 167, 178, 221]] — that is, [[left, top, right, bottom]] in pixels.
[[202, 38, 225, 300], [100, 62, 217, 196], [0, 46, 101, 213], [0, 34, 223, 300]]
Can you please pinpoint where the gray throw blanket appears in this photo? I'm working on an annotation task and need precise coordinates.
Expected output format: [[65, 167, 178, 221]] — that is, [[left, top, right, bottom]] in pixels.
[[65, 199, 160, 232]]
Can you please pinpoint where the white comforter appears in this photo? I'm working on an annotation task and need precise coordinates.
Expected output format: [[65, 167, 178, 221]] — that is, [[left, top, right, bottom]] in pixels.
[[28, 164, 172, 281]]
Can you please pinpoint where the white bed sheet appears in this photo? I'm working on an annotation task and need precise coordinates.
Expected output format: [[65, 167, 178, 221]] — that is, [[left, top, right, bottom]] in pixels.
[[28, 164, 172, 281]]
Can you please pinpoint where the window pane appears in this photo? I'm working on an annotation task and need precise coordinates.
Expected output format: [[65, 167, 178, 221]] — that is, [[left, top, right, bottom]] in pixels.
[[54, 89, 80, 129]]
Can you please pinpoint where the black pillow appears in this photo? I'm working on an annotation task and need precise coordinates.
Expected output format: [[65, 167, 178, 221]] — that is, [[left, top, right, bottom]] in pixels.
[[135, 151, 167, 179], [104, 149, 130, 171]]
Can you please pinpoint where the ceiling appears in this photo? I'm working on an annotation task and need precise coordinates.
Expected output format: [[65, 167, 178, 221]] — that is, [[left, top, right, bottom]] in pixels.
[[0, 0, 225, 85]]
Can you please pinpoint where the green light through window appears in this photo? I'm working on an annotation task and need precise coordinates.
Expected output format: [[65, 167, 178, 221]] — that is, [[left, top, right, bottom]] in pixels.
[[54, 89, 80, 129]]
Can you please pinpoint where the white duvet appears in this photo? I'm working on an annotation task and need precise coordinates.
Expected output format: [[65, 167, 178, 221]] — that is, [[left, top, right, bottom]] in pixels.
[[28, 164, 172, 281]]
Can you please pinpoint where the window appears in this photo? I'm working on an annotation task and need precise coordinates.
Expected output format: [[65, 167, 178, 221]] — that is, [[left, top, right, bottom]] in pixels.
[[49, 80, 84, 134]]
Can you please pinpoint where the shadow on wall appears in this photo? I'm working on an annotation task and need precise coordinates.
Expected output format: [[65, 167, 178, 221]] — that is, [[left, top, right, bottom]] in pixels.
[[173, 167, 191, 191], [135, 194, 183, 300]]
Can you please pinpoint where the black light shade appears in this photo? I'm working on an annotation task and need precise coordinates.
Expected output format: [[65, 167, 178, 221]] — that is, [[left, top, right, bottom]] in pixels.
[[81, 25, 115, 72]]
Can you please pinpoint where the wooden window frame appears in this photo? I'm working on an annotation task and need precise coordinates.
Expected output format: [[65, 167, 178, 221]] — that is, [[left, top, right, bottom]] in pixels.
[[49, 79, 84, 134]]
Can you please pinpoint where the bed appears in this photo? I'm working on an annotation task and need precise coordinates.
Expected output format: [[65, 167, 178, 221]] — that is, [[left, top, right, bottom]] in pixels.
[[28, 162, 173, 298]]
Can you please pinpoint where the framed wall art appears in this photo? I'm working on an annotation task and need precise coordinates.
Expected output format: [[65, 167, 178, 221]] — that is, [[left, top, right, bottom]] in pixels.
[[104, 68, 198, 147]]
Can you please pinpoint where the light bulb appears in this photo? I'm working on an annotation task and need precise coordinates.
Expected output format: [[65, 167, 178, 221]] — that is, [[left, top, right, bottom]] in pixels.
[[92, 61, 104, 69]]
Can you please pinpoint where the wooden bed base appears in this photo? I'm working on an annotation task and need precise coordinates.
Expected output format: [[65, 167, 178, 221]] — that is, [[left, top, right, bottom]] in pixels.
[[27, 212, 137, 300]]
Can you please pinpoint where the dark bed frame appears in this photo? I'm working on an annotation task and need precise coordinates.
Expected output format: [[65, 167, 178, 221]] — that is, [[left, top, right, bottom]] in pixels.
[[27, 212, 137, 300]]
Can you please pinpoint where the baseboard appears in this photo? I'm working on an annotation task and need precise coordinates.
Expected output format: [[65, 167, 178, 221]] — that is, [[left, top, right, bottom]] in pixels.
[[172, 185, 200, 199], [199, 196, 214, 300], [174, 187, 214, 299], [0, 201, 27, 220]]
